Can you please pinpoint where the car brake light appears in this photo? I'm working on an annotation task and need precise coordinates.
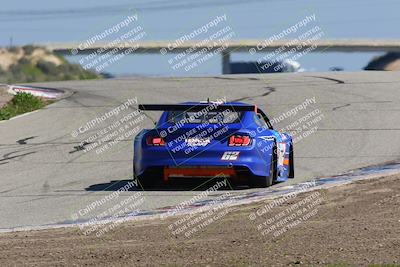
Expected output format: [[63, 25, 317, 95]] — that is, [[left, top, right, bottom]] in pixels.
[[146, 136, 165, 146], [228, 135, 251, 146]]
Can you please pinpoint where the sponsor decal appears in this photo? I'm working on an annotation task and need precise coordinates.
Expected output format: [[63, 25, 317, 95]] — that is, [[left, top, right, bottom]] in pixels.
[[260, 136, 275, 141], [186, 137, 211, 147], [277, 142, 286, 166]]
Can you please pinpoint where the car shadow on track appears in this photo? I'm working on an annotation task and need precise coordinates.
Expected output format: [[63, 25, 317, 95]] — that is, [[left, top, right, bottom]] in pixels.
[[85, 178, 251, 191]]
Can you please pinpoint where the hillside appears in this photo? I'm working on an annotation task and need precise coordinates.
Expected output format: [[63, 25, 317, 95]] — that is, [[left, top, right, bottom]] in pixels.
[[365, 52, 400, 71], [0, 46, 104, 83]]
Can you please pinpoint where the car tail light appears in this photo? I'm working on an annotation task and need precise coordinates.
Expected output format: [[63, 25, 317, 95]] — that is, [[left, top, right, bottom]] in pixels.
[[228, 135, 251, 146], [146, 136, 165, 146]]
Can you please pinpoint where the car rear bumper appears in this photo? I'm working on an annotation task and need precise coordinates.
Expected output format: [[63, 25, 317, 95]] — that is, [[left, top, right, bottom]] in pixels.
[[135, 147, 271, 178]]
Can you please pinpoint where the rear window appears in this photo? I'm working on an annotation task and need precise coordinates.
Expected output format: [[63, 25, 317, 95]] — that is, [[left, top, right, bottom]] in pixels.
[[167, 110, 242, 124]]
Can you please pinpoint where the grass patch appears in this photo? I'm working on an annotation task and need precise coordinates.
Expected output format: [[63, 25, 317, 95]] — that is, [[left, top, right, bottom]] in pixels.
[[0, 92, 50, 120]]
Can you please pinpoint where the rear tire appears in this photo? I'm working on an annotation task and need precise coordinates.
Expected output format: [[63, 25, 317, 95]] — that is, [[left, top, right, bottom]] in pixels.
[[133, 164, 151, 189], [136, 174, 161, 189], [133, 165, 142, 189], [250, 145, 276, 188], [134, 166, 164, 189], [288, 144, 294, 178]]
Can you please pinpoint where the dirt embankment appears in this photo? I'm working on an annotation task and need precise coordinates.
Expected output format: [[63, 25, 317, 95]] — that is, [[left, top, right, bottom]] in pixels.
[[0, 174, 399, 266], [0, 46, 104, 83], [0, 86, 12, 108], [0, 46, 63, 71], [365, 52, 400, 71]]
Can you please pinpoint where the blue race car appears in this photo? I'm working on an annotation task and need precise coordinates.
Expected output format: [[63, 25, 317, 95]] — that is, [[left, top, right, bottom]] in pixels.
[[134, 101, 294, 188]]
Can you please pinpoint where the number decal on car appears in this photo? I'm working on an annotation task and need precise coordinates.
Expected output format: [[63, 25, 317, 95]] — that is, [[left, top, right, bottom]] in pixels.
[[221, 151, 240, 160]]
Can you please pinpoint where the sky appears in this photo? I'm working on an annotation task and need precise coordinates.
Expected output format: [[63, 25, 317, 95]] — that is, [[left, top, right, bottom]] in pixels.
[[0, 0, 399, 76]]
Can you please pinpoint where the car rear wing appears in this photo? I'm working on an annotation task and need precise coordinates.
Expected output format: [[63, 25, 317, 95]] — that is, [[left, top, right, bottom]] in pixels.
[[138, 103, 274, 129], [138, 104, 258, 112]]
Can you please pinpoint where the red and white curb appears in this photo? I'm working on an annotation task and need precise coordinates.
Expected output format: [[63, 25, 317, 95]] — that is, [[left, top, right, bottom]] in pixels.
[[7, 85, 64, 99]]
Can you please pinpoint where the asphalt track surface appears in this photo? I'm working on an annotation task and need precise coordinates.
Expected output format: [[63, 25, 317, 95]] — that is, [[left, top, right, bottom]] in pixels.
[[1, 71, 400, 230]]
